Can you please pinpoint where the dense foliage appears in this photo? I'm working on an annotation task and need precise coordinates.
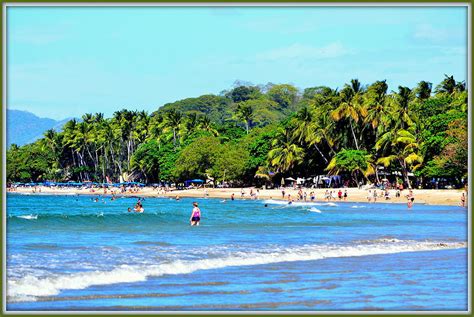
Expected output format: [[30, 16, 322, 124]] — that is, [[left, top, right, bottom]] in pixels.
[[7, 76, 468, 188]]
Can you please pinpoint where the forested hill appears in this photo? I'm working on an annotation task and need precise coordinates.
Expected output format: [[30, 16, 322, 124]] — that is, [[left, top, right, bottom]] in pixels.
[[6, 76, 468, 189], [154, 84, 301, 126]]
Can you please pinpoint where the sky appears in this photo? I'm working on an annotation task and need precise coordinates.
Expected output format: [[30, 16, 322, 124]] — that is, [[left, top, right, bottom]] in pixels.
[[7, 5, 468, 120]]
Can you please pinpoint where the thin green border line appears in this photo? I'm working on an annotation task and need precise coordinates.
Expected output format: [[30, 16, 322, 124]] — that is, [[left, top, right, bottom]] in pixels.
[[0, 2, 471, 317]]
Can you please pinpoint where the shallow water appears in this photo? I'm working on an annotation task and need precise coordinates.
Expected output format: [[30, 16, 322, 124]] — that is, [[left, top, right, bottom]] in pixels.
[[6, 194, 468, 311]]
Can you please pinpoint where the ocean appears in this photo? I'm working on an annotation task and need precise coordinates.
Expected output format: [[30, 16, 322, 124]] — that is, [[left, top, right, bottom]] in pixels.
[[5, 193, 468, 311]]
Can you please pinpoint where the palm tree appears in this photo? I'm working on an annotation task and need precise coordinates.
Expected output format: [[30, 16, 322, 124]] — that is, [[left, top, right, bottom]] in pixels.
[[62, 119, 82, 179], [363, 80, 392, 142], [148, 114, 164, 148], [291, 106, 329, 163], [235, 103, 254, 134], [42, 129, 62, 177], [376, 127, 423, 189], [363, 80, 389, 129], [199, 115, 219, 136], [415, 81, 432, 100], [165, 109, 183, 148], [435, 74, 456, 95], [331, 80, 367, 150], [268, 127, 304, 173], [393, 86, 414, 130], [185, 113, 199, 135]]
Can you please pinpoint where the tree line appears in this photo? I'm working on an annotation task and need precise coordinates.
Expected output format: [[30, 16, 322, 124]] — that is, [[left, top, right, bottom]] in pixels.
[[7, 75, 468, 189]]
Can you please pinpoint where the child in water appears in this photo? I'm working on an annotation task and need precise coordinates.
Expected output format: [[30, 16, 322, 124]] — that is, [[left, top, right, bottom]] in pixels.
[[190, 202, 201, 226]]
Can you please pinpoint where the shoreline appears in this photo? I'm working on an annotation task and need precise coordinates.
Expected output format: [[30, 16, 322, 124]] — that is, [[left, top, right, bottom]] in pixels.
[[7, 186, 467, 207]]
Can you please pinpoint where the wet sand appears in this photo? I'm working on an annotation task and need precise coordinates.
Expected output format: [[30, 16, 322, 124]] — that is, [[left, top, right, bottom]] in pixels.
[[9, 186, 467, 206]]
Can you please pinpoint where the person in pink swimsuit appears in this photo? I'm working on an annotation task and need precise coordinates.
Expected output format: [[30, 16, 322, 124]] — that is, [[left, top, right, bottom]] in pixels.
[[190, 202, 201, 226]]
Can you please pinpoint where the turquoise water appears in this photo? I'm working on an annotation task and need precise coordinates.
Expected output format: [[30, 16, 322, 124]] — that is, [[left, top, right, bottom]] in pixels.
[[6, 193, 468, 311]]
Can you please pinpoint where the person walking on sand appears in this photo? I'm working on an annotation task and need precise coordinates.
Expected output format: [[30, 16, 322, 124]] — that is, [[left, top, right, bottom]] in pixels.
[[367, 190, 372, 203], [190, 202, 201, 226], [281, 188, 286, 199], [241, 188, 245, 198], [461, 192, 466, 207], [373, 189, 377, 203], [231, 193, 235, 201], [343, 189, 348, 201], [338, 189, 343, 201]]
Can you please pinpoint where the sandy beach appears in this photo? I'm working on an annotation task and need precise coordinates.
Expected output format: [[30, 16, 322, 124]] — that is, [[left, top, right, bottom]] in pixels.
[[9, 186, 467, 206]]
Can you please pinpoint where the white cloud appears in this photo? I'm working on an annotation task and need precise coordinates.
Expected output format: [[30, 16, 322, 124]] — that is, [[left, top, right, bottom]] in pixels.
[[413, 24, 451, 42], [255, 42, 354, 62]]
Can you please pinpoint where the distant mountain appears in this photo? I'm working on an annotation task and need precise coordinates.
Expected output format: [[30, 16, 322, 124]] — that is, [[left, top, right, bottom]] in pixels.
[[7, 109, 72, 147]]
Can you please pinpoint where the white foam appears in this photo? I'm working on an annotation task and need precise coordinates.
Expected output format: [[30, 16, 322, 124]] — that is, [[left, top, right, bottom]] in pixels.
[[263, 199, 340, 208], [351, 205, 366, 209], [263, 199, 322, 207], [17, 215, 38, 220], [7, 239, 466, 302], [309, 207, 322, 213]]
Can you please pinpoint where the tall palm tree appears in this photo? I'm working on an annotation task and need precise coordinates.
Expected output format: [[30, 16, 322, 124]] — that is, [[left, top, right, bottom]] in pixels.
[[165, 109, 183, 148], [268, 127, 304, 173], [291, 106, 329, 163], [393, 86, 414, 130], [363, 80, 392, 142], [148, 114, 164, 148], [185, 113, 199, 135], [376, 126, 423, 189], [331, 81, 367, 150]]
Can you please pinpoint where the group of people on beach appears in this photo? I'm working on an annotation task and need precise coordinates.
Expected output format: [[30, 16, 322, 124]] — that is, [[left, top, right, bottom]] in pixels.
[[281, 188, 348, 204], [240, 188, 260, 199]]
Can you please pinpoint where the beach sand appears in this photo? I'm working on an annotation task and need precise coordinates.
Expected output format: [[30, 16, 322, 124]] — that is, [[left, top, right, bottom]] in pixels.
[[10, 186, 467, 206]]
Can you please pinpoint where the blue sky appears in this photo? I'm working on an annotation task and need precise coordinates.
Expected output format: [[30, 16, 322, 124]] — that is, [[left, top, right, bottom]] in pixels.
[[7, 6, 468, 120]]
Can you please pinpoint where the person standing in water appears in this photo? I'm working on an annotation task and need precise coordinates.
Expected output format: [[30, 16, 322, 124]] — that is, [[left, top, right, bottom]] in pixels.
[[407, 190, 415, 208], [190, 202, 201, 226]]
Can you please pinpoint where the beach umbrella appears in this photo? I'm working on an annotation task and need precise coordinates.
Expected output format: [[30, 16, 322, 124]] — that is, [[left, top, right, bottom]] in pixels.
[[190, 179, 204, 183], [321, 177, 331, 180], [285, 177, 296, 181], [280, 178, 285, 185]]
